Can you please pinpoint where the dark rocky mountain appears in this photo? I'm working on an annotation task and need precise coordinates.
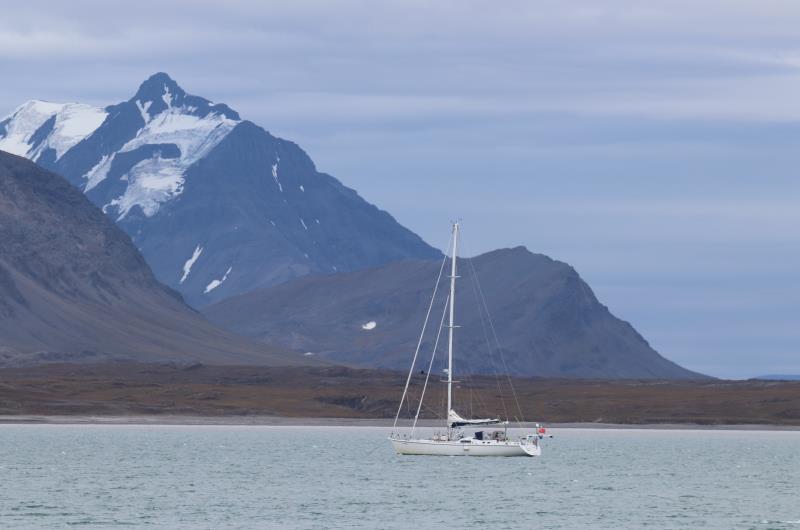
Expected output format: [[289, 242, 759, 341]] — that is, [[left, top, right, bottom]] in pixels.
[[204, 246, 705, 379], [0, 73, 441, 306], [0, 150, 312, 367]]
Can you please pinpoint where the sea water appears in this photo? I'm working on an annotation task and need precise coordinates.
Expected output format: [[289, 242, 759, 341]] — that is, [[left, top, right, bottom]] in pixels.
[[0, 425, 798, 529]]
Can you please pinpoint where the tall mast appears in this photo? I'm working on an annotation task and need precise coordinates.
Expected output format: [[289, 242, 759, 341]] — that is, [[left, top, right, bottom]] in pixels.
[[446, 221, 459, 423]]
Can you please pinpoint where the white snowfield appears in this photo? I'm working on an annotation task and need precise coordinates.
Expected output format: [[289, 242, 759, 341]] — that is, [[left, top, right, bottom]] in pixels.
[[0, 100, 107, 160], [179, 245, 204, 284], [87, 87, 240, 220], [271, 155, 283, 192], [204, 266, 233, 294], [362, 321, 377, 330], [1, 88, 241, 223]]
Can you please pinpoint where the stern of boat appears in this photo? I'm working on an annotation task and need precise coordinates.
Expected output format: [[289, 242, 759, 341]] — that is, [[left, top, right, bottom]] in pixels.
[[521, 442, 542, 457]]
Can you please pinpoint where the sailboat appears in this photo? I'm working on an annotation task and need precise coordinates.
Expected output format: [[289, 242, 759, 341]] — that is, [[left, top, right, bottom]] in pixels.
[[389, 222, 542, 457]]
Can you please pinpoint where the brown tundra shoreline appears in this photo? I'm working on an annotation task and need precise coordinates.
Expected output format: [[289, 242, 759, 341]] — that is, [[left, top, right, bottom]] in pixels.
[[1, 363, 798, 427]]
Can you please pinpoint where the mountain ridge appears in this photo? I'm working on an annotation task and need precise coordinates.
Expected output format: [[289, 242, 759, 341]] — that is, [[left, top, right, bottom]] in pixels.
[[0, 149, 313, 367], [1, 75, 702, 379], [1, 72, 442, 306], [203, 245, 706, 379]]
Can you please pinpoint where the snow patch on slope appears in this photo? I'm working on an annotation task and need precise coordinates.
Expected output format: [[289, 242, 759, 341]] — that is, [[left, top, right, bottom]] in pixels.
[[102, 107, 238, 219], [162, 85, 173, 108], [179, 245, 203, 284], [362, 321, 377, 330], [135, 100, 152, 123], [204, 266, 232, 293], [84, 154, 113, 191], [42, 104, 107, 158], [0, 101, 65, 156], [0, 100, 106, 160], [271, 155, 283, 192]]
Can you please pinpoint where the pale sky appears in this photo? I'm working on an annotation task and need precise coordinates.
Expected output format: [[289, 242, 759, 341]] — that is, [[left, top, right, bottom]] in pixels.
[[2, 0, 799, 378]]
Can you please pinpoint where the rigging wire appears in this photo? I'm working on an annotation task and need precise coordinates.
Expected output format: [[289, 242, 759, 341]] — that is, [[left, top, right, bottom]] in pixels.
[[451, 347, 492, 422], [466, 254, 527, 426], [392, 233, 452, 430], [443, 228, 507, 426], [456, 231, 512, 423], [411, 293, 450, 435], [464, 254, 510, 422]]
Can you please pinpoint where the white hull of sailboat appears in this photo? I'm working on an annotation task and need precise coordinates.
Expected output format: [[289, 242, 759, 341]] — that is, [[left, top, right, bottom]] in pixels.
[[391, 437, 541, 457], [389, 223, 548, 460]]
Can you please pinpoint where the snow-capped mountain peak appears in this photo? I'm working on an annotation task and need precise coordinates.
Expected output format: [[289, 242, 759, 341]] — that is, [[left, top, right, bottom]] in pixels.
[[70, 73, 242, 219], [132, 72, 239, 122], [2, 73, 442, 306], [86, 98, 240, 219], [0, 75, 241, 224], [0, 100, 107, 162]]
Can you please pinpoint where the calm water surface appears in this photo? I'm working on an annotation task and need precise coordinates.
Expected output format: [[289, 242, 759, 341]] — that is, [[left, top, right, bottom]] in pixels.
[[0, 425, 798, 529]]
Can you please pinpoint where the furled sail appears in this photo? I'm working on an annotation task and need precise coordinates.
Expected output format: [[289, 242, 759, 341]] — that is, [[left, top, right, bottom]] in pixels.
[[448, 409, 503, 428]]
